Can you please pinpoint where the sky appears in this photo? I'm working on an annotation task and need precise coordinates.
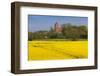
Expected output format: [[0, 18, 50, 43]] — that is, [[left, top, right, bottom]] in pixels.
[[28, 15, 88, 32]]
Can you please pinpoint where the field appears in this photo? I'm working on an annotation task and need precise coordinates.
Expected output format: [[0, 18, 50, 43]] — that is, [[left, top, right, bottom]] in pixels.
[[28, 40, 88, 60]]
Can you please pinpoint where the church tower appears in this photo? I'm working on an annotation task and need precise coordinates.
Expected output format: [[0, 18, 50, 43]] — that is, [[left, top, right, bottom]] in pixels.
[[54, 22, 62, 33]]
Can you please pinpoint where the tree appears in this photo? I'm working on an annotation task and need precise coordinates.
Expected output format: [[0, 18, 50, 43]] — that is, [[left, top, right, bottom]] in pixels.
[[78, 25, 88, 39], [28, 32, 33, 41], [32, 31, 48, 39], [62, 24, 86, 40]]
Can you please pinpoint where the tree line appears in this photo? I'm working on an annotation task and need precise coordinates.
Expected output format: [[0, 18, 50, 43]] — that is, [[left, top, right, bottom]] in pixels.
[[28, 23, 88, 41]]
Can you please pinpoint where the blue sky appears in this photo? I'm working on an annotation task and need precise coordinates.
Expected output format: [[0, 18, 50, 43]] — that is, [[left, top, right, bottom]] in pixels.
[[28, 15, 88, 32]]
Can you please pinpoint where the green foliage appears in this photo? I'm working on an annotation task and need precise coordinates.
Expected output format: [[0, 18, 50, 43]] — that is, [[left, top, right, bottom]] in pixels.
[[62, 24, 80, 40], [78, 25, 88, 39], [28, 23, 87, 41], [28, 32, 33, 41]]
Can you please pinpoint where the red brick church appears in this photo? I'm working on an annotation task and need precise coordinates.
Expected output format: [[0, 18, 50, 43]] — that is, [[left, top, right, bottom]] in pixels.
[[54, 22, 62, 33]]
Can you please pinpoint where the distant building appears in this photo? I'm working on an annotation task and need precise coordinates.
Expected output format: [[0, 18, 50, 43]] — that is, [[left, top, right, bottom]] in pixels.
[[54, 22, 62, 33]]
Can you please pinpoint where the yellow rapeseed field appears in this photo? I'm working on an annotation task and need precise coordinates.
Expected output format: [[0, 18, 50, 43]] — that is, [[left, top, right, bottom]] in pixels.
[[28, 41, 88, 60]]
